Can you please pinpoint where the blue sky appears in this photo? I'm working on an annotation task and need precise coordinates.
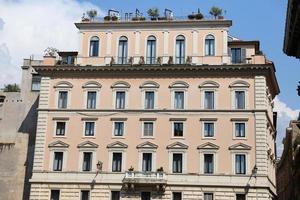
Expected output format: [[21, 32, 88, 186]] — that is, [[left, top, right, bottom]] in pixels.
[[87, 0, 300, 110]]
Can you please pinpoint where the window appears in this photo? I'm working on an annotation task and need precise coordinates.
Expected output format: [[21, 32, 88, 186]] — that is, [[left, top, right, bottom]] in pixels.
[[56, 122, 66, 136], [58, 91, 68, 109], [143, 122, 154, 137], [50, 190, 60, 200], [85, 122, 95, 136], [204, 154, 214, 174], [236, 194, 246, 200], [174, 91, 184, 109], [111, 191, 120, 200], [89, 36, 99, 57], [87, 91, 96, 109], [112, 153, 122, 172], [235, 91, 245, 109], [235, 154, 246, 174], [173, 192, 182, 200], [141, 192, 151, 200], [53, 152, 63, 171], [173, 122, 183, 137], [231, 48, 246, 64], [235, 123, 246, 138], [205, 35, 215, 56], [145, 91, 154, 109], [31, 75, 41, 91], [82, 152, 92, 171], [118, 36, 128, 64], [204, 122, 214, 137], [204, 91, 214, 109], [172, 153, 182, 173], [81, 191, 90, 200], [114, 122, 124, 136], [115, 91, 126, 109], [142, 153, 152, 172], [204, 193, 214, 200], [146, 36, 156, 64], [175, 35, 185, 64]]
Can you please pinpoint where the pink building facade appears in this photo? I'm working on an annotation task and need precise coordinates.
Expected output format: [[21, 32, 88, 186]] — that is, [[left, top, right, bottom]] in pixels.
[[29, 18, 279, 200]]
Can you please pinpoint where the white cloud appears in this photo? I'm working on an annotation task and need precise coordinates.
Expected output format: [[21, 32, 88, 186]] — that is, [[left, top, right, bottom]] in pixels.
[[0, 0, 103, 87], [274, 97, 300, 156]]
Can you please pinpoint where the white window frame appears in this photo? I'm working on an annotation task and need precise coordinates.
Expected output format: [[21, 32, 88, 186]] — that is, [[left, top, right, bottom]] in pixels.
[[232, 120, 248, 140], [202, 121, 216, 139], [231, 89, 248, 110], [171, 121, 185, 139], [83, 89, 100, 109], [199, 150, 218, 174], [203, 192, 215, 200], [203, 34, 216, 57], [49, 149, 68, 172], [55, 89, 71, 109], [168, 151, 187, 174], [141, 121, 155, 138], [53, 120, 68, 138], [171, 89, 187, 109], [82, 121, 96, 138], [231, 152, 249, 175], [141, 89, 157, 109], [201, 89, 217, 109], [78, 150, 97, 172], [108, 150, 126, 173], [112, 121, 126, 138], [49, 189, 61, 200], [138, 150, 156, 172], [113, 89, 129, 109]]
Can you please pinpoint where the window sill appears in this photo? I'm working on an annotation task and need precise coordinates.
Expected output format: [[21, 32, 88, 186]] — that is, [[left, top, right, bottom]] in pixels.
[[141, 136, 155, 139], [233, 137, 247, 140], [112, 136, 125, 139], [202, 137, 216, 140], [53, 135, 67, 138], [82, 136, 96, 139], [171, 137, 185, 140]]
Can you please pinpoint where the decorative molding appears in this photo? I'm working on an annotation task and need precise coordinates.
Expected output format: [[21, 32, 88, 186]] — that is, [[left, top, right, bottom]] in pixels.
[[81, 117, 98, 121], [167, 142, 188, 149], [52, 117, 69, 121], [136, 141, 158, 149], [111, 81, 131, 89], [82, 81, 102, 88], [139, 118, 157, 121], [169, 81, 189, 88], [197, 142, 220, 150], [229, 80, 250, 88], [200, 118, 218, 121], [228, 143, 251, 150], [139, 81, 160, 88], [107, 141, 128, 149], [54, 81, 73, 88], [48, 140, 69, 148], [230, 118, 249, 121], [199, 81, 220, 88], [77, 141, 99, 148], [169, 118, 187, 121], [110, 118, 127, 121]]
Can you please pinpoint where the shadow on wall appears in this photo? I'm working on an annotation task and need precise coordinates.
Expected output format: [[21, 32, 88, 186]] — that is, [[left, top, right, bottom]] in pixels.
[[18, 97, 39, 200]]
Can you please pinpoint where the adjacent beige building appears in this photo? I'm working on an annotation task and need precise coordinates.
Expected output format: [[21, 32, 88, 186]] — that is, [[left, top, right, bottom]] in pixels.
[[29, 14, 279, 200]]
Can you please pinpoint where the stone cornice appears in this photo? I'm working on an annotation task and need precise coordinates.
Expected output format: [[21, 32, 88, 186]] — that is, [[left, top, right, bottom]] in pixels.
[[75, 20, 232, 30]]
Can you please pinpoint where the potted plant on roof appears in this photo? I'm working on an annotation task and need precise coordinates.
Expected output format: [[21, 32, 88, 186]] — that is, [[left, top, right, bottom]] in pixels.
[[111, 15, 119, 21], [104, 15, 111, 21], [147, 7, 159, 20], [209, 6, 223, 19], [87, 9, 98, 21]]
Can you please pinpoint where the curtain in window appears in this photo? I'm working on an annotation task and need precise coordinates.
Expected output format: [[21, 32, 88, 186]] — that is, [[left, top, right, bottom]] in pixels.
[[204, 123, 214, 137], [83, 152, 92, 171], [235, 154, 246, 174], [205, 35, 215, 56], [87, 91, 96, 109], [174, 91, 184, 109], [235, 91, 245, 109], [146, 36, 156, 64], [174, 123, 183, 137], [53, 152, 63, 171], [58, 91, 68, 108], [85, 122, 95, 136], [204, 91, 214, 109], [145, 91, 154, 109], [142, 153, 152, 172], [118, 36, 128, 64], [89, 36, 99, 57], [172, 154, 182, 173], [144, 122, 153, 136], [204, 154, 214, 173], [116, 91, 125, 109], [175, 36, 185, 64], [112, 153, 122, 172], [56, 122, 65, 136], [114, 122, 124, 136], [235, 123, 245, 137]]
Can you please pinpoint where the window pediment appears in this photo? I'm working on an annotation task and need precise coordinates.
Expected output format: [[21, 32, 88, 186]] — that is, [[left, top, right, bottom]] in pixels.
[[167, 142, 188, 149], [139, 81, 160, 89], [229, 80, 250, 88], [82, 81, 102, 89], [197, 142, 219, 150], [136, 141, 158, 149], [107, 141, 128, 149], [169, 81, 189, 89], [54, 81, 73, 88], [111, 81, 131, 89], [199, 81, 220, 88], [77, 141, 99, 148], [48, 140, 69, 148], [228, 143, 251, 150]]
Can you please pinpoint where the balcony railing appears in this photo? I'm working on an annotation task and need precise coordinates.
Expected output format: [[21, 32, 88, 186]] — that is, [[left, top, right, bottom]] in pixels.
[[123, 171, 167, 184]]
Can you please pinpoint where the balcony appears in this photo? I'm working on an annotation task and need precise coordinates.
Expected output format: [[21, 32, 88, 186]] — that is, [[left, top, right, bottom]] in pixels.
[[122, 171, 167, 192]]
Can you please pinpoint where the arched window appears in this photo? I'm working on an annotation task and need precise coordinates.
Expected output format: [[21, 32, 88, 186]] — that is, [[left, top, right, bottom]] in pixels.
[[175, 35, 185, 64], [89, 36, 99, 57], [146, 36, 156, 64], [205, 35, 215, 56], [118, 36, 128, 64]]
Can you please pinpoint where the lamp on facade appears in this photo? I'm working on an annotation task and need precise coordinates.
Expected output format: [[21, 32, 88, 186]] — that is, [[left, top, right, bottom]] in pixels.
[[252, 165, 258, 178], [96, 161, 103, 172]]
